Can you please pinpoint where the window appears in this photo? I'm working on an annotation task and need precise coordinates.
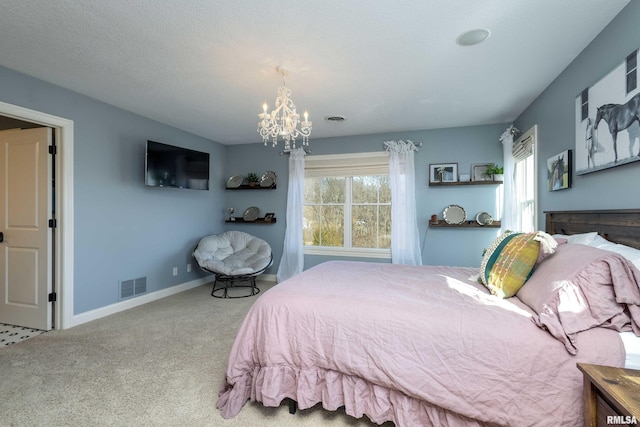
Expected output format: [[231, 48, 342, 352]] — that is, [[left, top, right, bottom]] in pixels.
[[512, 126, 537, 232], [626, 50, 637, 94], [580, 88, 589, 121], [303, 152, 391, 258]]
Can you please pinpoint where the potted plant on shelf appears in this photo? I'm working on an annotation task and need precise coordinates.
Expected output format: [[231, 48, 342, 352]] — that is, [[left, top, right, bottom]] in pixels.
[[485, 164, 504, 181], [246, 172, 260, 187]]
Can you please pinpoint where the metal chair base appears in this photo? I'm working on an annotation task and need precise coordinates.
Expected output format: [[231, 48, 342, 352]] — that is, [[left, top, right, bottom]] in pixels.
[[211, 274, 261, 299]]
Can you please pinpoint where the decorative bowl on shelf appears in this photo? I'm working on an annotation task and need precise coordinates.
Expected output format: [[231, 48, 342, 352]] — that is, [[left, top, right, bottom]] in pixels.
[[475, 212, 494, 226], [260, 176, 274, 187], [243, 207, 260, 222], [226, 175, 243, 188], [261, 171, 277, 186], [443, 205, 466, 225]]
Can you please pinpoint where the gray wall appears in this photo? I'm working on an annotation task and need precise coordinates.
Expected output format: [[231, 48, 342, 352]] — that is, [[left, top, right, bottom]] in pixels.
[[226, 123, 506, 270], [5, 0, 636, 314], [222, 144, 288, 274], [0, 65, 226, 315], [516, 0, 640, 225]]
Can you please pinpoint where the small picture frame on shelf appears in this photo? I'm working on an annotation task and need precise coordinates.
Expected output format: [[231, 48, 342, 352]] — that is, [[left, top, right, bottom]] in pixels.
[[429, 163, 458, 183], [471, 163, 493, 181], [264, 212, 275, 222]]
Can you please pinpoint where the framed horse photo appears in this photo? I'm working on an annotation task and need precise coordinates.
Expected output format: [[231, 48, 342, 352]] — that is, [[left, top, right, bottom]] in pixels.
[[429, 163, 458, 183], [574, 48, 640, 175], [547, 150, 572, 191]]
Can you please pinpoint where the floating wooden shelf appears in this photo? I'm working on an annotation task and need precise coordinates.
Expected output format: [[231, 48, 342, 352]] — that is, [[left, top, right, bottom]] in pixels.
[[429, 180, 502, 187], [226, 184, 276, 190], [429, 220, 501, 228], [225, 217, 277, 224]]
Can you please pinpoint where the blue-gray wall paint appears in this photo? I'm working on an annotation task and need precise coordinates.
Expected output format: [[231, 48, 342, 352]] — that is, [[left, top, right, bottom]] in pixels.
[[516, 1, 640, 226], [226, 123, 506, 270], [222, 144, 288, 274], [3, 0, 636, 315], [0, 65, 225, 314]]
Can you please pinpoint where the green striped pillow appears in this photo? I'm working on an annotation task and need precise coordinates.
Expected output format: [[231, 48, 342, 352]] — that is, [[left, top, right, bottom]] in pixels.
[[479, 232, 541, 298]]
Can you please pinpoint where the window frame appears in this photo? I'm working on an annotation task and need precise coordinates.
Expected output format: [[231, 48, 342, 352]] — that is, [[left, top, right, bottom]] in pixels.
[[303, 152, 392, 259], [512, 125, 538, 232], [626, 49, 637, 95]]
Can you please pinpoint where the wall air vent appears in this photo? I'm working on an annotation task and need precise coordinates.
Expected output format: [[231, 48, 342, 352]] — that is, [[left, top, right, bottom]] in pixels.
[[325, 115, 346, 122], [120, 279, 134, 300], [119, 276, 147, 301], [134, 277, 147, 295]]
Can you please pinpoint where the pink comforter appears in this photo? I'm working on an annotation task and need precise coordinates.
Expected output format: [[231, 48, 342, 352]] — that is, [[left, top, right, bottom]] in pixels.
[[217, 261, 624, 426]]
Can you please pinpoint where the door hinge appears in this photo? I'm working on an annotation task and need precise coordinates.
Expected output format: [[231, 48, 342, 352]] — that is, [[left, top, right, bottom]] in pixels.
[[48, 145, 57, 155], [48, 219, 57, 228], [48, 292, 57, 302]]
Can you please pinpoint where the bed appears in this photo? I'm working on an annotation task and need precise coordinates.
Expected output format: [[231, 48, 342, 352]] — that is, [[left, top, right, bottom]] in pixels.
[[217, 209, 640, 426]]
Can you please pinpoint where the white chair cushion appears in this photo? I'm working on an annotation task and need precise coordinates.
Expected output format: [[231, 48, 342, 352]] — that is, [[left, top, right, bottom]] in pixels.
[[193, 231, 272, 276]]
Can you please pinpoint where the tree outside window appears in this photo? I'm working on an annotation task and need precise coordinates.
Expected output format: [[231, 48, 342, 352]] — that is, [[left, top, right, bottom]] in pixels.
[[303, 175, 391, 251]]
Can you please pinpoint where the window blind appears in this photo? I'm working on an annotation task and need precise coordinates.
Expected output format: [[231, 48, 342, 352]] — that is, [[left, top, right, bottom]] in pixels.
[[305, 152, 389, 178], [513, 134, 533, 161]]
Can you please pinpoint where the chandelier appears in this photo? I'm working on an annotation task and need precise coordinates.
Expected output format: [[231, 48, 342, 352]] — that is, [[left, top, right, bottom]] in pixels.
[[258, 66, 312, 151]]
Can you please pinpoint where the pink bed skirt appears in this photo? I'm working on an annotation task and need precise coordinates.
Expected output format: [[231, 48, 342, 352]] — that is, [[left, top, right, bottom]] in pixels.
[[218, 365, 492, 426]]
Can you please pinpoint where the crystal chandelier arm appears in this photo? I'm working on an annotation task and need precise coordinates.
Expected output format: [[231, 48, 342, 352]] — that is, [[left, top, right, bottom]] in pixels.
[[257, 69, 312, 151]]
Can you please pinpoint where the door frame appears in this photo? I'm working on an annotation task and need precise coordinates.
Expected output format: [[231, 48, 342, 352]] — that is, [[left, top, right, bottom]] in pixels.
[[0, 100, 74, 329]]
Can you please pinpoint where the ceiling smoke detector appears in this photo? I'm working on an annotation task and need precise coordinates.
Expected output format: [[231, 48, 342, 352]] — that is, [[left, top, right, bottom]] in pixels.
[[325, 115, 346, 122]]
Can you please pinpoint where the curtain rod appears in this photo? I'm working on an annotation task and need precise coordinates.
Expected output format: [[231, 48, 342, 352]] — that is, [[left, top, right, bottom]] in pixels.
[[280, 147, 312, 155], [278, 141, 424, 155], [390, 141, 422, 147], [382, 141, 423, 149]]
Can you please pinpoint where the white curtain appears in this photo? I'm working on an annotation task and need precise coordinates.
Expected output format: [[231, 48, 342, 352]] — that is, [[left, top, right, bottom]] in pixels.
[[277, 148, 306, 283], [384, 140, 422, 265], [499, 126, 517, 233]]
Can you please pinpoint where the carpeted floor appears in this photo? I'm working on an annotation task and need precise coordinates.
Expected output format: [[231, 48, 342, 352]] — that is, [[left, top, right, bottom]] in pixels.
[[0, 280, 389, 427]]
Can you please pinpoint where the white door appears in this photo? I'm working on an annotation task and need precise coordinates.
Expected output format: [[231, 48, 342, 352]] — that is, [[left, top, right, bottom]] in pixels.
[[0, 127, 52, 330]]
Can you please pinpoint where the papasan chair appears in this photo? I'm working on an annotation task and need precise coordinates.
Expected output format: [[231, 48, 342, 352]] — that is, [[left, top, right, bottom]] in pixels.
[[193, 230, 272, 298]]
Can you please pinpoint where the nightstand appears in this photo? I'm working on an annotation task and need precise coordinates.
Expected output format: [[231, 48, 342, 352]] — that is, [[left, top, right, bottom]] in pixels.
[[577, 363, 640, 427]]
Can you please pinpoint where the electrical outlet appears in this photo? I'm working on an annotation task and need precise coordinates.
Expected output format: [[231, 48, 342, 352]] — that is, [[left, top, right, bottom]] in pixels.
[[187, 263, 192, 273], [172, 267, 178, 276]]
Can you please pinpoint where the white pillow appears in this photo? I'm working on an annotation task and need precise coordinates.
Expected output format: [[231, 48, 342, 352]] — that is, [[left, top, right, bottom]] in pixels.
[[602, 243, 640, 271], [551, 232, 640, 270], [587, 234, 613, 248], [552, 232, 598, 246], [575, 234, 640, 270]]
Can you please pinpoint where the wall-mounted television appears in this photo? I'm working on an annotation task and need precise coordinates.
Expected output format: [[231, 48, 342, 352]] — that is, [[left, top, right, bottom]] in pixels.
[[145, 140, 210, 190]]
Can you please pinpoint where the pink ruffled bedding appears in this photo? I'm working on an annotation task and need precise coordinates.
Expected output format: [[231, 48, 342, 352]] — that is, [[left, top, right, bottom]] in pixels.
[[217, 261, 626, 426], [517, 244, 640, 354]]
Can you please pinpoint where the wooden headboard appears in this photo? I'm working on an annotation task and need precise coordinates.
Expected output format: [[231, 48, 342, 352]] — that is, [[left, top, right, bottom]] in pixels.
[[545, 209, 640, 250]]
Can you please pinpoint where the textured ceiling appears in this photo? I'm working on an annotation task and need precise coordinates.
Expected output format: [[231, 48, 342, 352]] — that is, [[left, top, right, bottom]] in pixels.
[[0, 0, 630, 145]]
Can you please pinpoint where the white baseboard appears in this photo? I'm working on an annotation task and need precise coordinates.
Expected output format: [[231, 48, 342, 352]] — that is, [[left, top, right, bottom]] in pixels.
[[260, 273, 276, 282], [70, 277, 211, 328]]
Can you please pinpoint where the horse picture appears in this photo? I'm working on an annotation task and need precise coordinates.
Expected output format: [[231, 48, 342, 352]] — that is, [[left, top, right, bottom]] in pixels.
[[594, 92, 640, 163], [575, 48, 640, 175], [547, 150, 571, 191]]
